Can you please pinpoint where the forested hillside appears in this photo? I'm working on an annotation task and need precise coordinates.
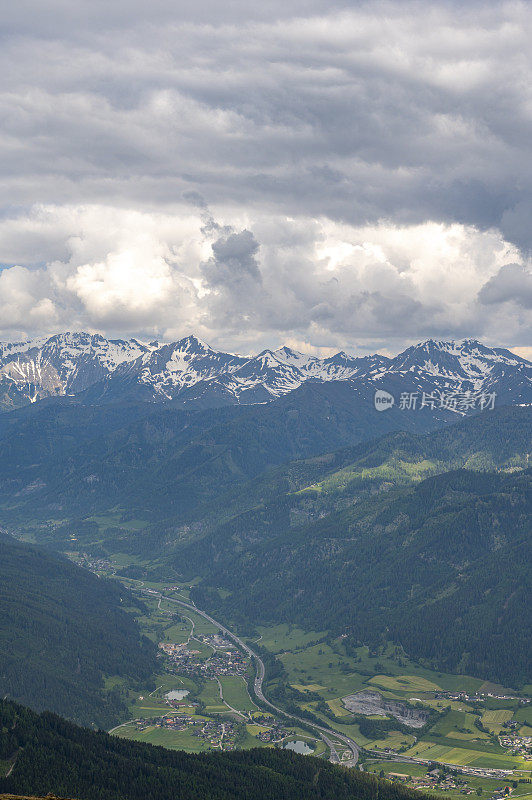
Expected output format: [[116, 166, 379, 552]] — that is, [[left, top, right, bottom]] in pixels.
[[0, 380, 448, 527], [192, 468, 531, 685], [0, 700, 431, 800], [173, 404, 530, 544], [0, 535, 156, 728]]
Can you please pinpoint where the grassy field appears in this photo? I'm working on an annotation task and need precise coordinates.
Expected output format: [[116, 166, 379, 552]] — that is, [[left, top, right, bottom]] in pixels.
[[292, 683, 328, 692], [515, 708, 532, 725], [129, 703, 175, 717], [166, 622, 191, 643], [279, 642, 367, 698], [137, 672, 197, 698], [182, 610, 219, 637], [219, 676, 257, 712], [369, 674, 441, 692], [326, 697, 354, 717], [197, 679, 226, 712], [365, 760, 532, 800], [257, 623, 327, 653], [368, 731, 416, 750], [114, 722, 212, 753], [431, 710, 489, 739], [482, 709, 514, 734], [247, 723, 270, 736]]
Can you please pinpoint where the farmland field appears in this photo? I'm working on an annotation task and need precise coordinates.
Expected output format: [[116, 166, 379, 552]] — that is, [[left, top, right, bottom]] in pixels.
[[257, 623, 327, 652], [219, 676, 257, 712], [198, 679, 226, 712], [404, 741, 518, 768], [368, 674, 441, 692], [114, 722, 212, 753], [482, 709, 514, 733], [431, 710, 488, 738], [367, 731, 416, 750]]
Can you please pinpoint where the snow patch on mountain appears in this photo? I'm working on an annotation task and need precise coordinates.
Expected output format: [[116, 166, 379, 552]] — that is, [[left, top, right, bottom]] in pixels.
[[0, 332, 154, 409], [0, 333, 530, 411]]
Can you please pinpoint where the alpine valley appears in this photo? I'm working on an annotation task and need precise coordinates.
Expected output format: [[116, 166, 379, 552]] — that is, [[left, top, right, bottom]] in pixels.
[[1, 333, 531, 800]]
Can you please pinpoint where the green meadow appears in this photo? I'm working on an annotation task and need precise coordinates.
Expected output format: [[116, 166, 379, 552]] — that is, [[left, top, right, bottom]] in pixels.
[[111, 580, 530, 773], [255, 622, 528, 772], [219, 676, 257, 712], [114, 721, 213, 753]]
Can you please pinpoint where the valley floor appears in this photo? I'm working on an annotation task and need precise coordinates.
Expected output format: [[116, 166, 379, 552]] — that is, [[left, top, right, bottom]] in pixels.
[[74, 554, 532, 800]]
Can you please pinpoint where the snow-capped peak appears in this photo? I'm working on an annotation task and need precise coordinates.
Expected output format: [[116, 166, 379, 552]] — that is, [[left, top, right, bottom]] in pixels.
[[0, 333, 529, 412], [390, 338, 528, 388], [173, 334, 214, 354]]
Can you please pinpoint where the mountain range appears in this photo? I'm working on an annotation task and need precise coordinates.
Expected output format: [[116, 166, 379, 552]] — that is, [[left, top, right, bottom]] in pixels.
[[0, 332, 530, 412], [0, 332, 530, 694]]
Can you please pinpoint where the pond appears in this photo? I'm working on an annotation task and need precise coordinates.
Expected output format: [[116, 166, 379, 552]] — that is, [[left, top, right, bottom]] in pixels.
[[165, 689, 190, 701], [283, 739, 314, 755]]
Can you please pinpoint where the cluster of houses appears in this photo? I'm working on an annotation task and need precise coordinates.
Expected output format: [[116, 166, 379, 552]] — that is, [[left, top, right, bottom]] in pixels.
[[133, 714, 239, 750], [498, 734, 532, 757], [132, 714, 190, 732], [385, 770, 468, 792], [435, 692, 530, 705], [385, 768, 515, 796], [191, 717, 239, 749], [160, 639, 249, 679], [71, 552, 115, 574], [256, 723, 288, 744]]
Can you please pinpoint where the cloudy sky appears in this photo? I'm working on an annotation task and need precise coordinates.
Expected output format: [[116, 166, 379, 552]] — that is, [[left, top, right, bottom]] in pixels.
[[1, 0, 531, 357]]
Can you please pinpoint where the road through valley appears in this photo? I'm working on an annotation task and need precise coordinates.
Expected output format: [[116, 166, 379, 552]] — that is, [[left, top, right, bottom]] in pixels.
[[145, 590, 360, 766]]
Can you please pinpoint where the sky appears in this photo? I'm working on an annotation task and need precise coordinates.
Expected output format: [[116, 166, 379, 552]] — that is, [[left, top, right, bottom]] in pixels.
[[0, 0, 531, 357]]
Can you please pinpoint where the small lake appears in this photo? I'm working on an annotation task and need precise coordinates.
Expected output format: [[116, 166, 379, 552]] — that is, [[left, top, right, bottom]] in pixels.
[[283, 740, 314, 755], [165, 689, 190, 701]]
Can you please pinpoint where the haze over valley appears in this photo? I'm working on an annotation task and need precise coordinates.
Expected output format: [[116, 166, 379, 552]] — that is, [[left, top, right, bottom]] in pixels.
[[1, 2, 532, 799]]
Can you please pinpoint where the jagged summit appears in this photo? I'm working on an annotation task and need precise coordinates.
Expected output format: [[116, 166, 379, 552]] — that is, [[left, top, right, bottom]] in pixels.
[[390, 338, 528, 386], [0, 333, 529, 412], [174, 334, 214, 353]]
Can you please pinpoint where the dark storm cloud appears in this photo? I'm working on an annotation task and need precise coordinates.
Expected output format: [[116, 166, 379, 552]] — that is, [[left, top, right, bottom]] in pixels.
[[479, 263, 532, 309], [0, 0, 531, 351], [202, 229, 262, 288], [0, 1, 530, 243]]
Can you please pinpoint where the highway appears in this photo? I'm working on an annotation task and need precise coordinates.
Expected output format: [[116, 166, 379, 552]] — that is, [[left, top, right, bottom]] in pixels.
[[144, 590, 360, 766], [138, 588, 523, 778]]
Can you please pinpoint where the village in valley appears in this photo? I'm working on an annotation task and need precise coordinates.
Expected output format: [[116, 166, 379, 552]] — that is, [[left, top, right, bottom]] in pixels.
[[108, 587, 318, 758], [63, 560, 532, 800], [159, 635, 248, 679]]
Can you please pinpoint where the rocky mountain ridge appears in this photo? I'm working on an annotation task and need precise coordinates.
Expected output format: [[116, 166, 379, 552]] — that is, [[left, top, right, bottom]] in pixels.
[[0, 332, 530, 412]]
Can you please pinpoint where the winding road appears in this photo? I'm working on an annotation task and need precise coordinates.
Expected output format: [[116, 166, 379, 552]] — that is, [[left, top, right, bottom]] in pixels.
[[147, 590, 359, 766]]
